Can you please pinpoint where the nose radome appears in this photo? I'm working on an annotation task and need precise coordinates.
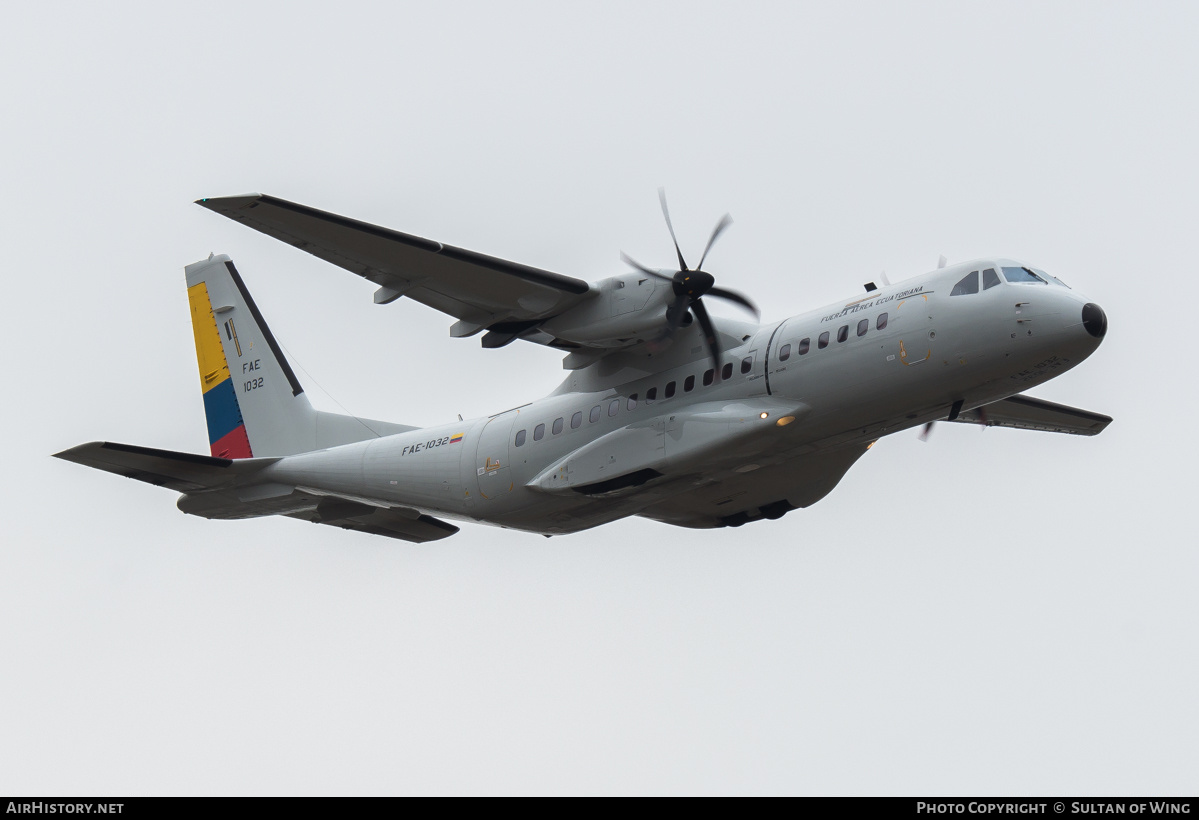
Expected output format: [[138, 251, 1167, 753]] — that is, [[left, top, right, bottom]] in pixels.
[[1082, 303, 1107, 339]]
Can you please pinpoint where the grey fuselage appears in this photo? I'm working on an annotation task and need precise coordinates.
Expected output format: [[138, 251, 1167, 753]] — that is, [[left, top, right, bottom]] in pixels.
[[260, 260, 1106, 534]]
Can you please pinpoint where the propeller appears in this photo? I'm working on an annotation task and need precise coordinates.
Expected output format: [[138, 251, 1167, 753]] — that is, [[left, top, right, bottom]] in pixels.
[[621, 189, 760, 374], [919, 400, 972, 441]]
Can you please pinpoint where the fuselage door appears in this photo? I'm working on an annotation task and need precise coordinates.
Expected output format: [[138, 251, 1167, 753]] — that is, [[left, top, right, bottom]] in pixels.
[[475, 412, 517, 500], [894, 291, 935, 366]]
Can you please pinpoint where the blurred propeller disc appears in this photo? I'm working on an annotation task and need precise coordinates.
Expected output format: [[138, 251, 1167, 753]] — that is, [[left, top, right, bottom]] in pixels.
[[620, 190, 760, 375]]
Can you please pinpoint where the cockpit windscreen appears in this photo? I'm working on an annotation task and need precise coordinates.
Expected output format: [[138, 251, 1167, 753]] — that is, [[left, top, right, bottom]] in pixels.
[[1002, 266, 1070, 288]]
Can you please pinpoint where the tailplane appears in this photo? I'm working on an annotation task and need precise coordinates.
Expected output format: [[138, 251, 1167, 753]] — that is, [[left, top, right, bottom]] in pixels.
[[185, 254, 412, 457], [53, 441, 458, 543]]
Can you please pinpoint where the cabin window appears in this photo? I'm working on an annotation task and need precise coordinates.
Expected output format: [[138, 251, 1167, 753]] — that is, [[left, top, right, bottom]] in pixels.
[[837, 325, 848, 343], [857, 319, 869, 337], [722, 362, 733, 380], [646, 387, 657, 403], [684, 375, 695, 392], [741, 356, 753, 374], [876, 313, 888, 331], [818, 331, 830, 349], [589, 405, 601, 423], [665, 381, 676, 398], [779, 343, 791, 361], [983, 268, 1001, 290], [571, 411, 582, 429], [951, 270, 980, 295], [608, 399, 620, 416], [514, 429, 526, 447], [533, 423, 545, 441], [627, 393, 637, 411], [703, 369, 714, 386], [799, 337, 810, 355], [552, 417, 563, 435]]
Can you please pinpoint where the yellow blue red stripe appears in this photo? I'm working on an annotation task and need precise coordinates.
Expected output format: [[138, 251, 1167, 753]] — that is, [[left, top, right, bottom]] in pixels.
[[188, 282, 252, 459]]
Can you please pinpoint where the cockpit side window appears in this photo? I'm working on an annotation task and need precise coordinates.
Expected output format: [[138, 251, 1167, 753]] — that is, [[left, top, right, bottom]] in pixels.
[[951, 271, 980, 296], [983, 268, 1001, 290], [1035, 268, 1070, 288], [1002, 266, 1047, 285]]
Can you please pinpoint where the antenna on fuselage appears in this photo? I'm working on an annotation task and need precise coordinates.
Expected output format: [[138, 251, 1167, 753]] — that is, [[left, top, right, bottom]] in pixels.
[[937, 255, 948, 269]]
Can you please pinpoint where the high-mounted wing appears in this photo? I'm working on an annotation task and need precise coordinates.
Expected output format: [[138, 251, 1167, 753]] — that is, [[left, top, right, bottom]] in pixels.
[[197, 194, 593, 347], [951, 394, 1112, 436]]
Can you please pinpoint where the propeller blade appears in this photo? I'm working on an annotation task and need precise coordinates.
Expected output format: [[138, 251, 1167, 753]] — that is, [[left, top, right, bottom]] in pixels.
[[620, 252, 673, 282], [658, 187, 689, 271], [707, 285, 760, 319], [696, 213, 732, 271], [918, 421, 935, 442], [690, 298, 721, 372]]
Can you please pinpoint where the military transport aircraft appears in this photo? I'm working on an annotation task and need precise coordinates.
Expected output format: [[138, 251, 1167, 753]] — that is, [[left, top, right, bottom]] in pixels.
[[55, 192, 1111, 542]]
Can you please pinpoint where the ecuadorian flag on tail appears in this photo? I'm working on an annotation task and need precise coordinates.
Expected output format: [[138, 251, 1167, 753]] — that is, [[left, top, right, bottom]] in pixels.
[[188, 280, 253, 459]]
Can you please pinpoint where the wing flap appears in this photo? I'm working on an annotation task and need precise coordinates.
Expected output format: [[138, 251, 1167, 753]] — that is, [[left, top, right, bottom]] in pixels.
[[197, 194, 592, 328], [953, 394, 1112, 436]]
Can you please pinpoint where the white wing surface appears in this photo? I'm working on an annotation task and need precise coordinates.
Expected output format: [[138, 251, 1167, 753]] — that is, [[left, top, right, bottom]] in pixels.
[[952, 394, 1112, 436], [197, 194, 594, 345]]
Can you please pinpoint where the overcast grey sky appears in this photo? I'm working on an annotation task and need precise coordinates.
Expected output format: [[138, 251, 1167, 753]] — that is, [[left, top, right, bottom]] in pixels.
[[3, 0, 1196, 795]]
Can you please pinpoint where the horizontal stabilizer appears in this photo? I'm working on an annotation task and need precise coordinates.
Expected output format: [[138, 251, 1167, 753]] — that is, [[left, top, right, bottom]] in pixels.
[[295, 505, 459, 543], [53, 441, 277, 492], [952, 394, 1112, 436], [57, 442, 458, 543]]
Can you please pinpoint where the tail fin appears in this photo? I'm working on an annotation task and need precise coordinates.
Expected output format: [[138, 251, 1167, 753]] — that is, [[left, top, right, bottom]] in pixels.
[[185, 254, 413, 457]]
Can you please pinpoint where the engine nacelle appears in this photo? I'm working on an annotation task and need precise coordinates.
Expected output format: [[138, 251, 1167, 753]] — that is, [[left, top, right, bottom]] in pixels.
[[540, 273, 672, 348]]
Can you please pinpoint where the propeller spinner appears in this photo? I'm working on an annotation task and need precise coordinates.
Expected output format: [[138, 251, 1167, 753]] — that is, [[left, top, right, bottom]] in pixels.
[[621, 189, 760, 374]]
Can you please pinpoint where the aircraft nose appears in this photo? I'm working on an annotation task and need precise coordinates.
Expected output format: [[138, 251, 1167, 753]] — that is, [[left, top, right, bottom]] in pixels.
[[1082, 303, 1107, 339]]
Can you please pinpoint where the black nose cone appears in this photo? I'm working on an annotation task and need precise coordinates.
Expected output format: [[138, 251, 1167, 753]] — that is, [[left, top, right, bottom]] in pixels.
[[1082, 303, 1107, 339]]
